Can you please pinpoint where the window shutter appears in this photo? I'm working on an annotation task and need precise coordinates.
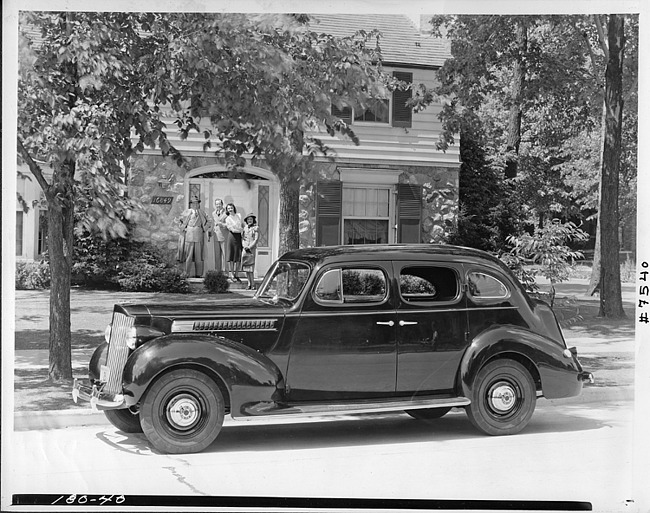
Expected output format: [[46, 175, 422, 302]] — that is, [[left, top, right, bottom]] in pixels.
[[397, 183, 422, 243], [331, 104, 353, 124], [392, 72, 413, 128], [316, 181, 342, 246]]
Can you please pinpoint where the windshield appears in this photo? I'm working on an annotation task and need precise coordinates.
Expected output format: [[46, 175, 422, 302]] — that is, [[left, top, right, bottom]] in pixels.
[[256, 261, 311, 303]]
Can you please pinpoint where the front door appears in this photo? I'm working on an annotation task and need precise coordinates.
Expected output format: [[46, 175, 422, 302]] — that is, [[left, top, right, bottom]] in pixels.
[[189, 174, 277, 278], [285, 264, 397, 401]]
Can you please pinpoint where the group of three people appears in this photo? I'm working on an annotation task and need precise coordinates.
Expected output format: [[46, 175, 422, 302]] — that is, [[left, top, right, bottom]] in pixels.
[[178, 195, 259, 290]]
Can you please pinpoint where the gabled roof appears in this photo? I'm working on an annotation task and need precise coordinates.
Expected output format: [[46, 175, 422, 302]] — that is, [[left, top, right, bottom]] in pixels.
[[309, 14, 450, 69]]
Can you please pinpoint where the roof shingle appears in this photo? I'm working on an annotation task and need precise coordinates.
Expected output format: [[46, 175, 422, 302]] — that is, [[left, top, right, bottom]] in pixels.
[[309, 14, 450, 68]]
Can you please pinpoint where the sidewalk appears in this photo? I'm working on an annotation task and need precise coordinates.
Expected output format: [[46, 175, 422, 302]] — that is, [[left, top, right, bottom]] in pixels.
[[12, 278, 637, 430]]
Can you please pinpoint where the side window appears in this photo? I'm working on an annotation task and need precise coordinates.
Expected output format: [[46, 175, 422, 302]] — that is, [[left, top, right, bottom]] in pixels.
[[400, 266, 459, 303], [314, 269, 342, 302], [314, 268, 387, 304], [467, 271, 510, 300]]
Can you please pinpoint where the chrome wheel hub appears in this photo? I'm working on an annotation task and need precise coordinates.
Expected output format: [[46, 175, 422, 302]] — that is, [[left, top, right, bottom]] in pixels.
[[488, 382, 517, 413], [167, 394, 200, 429]]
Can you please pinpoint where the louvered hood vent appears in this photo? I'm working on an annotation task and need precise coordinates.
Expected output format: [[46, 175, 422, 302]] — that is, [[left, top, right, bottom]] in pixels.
[[171, 318, 278, 333]]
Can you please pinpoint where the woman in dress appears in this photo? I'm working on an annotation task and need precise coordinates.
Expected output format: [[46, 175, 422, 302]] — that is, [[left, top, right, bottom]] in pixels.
[[241, 213, 259, 290], [224, 203, 243, 282]]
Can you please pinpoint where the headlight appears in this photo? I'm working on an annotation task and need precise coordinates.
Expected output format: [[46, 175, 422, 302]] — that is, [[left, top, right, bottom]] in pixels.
[[104, 324, 112, 344], [125, 327, 138, 350]]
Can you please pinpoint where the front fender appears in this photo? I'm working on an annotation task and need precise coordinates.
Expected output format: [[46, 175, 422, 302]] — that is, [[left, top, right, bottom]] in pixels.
[[459, 326, 583, 400], [121, 334, 284, 415]]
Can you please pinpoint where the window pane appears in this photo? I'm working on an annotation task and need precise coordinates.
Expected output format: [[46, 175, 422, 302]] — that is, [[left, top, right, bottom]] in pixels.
[[344, 220, 388, 245], [400, 266, 459, 303], [377, 189, 389, 216], [366, 188, 378, 217], [257, 185, 269, 246], [342, 269, 386, 303], [354, 99, 389, 123], [315, 269, 342, 302], [342, 188, 354, 216], [468, 272, 509, 299], [353, 188, 365, 216]]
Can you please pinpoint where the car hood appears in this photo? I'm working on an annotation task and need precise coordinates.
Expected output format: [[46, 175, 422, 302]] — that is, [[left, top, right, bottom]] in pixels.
[[115, 296, 288, 320]]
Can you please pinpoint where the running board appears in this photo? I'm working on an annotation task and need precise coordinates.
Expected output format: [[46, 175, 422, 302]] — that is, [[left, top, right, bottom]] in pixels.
[[236, 396, 471, 420]]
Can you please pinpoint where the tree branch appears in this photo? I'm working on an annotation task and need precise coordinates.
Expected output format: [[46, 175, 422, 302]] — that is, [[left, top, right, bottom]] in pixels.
[[17, 137, 51, 194]]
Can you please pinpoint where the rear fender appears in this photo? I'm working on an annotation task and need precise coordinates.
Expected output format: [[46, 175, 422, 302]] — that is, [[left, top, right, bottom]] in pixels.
[[121, 334, 284, 415], [459, 326, 583, 399]]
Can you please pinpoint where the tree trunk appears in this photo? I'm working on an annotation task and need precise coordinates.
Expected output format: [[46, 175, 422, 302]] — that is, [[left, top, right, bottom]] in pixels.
[[47, 162, 76, 381], [587, 225, 601, 295], [504, 19, 527, 179], [278, 172, 301, 255], [597, 14, 626, 318]]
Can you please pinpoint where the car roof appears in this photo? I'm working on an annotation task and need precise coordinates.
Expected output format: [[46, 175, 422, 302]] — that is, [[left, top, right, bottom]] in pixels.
[[280, 244, 508, 270]]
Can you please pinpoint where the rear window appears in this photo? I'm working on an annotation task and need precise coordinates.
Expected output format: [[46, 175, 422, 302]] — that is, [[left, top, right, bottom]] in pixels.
[[399, 266, 459, 303], [467, 271, 510, 300]]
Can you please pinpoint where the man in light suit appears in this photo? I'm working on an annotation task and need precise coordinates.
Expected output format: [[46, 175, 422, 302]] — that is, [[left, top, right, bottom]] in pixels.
[[208, 198, 228, 272], [178, 195, 210, 277]]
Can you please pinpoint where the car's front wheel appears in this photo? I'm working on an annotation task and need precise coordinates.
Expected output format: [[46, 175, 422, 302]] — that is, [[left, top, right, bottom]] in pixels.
[[466, 359, 536, 436], [104, 408, 143, 433], [405, 407, 451, 420], [140, 369, 225, 454]]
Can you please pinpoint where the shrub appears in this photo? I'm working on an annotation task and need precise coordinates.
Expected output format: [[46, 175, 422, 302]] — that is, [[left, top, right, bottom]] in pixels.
[[498, 252, 539, 295], [74, 227, 189, 293], [204, 270, 230, 294], [506, 219, 589, 305], [16, 260, 51, 290], [117, 261, 190, 293]]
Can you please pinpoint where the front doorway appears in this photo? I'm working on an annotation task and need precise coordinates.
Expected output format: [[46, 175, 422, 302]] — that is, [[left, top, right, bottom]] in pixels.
[[187, 166, 279, 278]]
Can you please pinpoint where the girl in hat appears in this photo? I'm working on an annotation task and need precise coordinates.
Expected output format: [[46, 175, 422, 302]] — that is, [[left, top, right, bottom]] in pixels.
[[241, 213, 259, 290]]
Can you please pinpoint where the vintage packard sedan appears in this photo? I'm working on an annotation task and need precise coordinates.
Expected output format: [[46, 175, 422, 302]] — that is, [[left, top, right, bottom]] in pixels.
[[73, 244, 593, 453]]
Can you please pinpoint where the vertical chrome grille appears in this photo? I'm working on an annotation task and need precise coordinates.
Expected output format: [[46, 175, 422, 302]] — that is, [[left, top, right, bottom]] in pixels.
[[104, 312, 134, 394]]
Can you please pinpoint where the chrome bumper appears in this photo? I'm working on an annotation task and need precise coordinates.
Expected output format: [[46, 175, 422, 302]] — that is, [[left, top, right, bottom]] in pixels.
[[72, 378, 126, 411], [578, 371, 595, 384]]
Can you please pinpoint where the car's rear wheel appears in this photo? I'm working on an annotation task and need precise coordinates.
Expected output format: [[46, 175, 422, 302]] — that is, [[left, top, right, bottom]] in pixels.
[[405, 407, 451, 420], [466, 359, 536, 436], [104, 408, 143, 433], [140, 369, 225, 454]]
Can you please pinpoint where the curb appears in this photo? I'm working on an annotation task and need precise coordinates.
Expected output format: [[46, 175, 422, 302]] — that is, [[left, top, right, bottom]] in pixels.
[[14, 408, 107, 431], [13, 385, 635, 432]]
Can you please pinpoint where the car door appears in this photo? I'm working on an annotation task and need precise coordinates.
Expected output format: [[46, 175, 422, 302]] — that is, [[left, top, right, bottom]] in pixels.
[[285, 263, 397, 402], [393, 261, 469, 395]]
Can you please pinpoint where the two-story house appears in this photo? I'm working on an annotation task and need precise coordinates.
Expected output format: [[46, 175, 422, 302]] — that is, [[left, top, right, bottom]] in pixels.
[[16, 14, 460, 279]]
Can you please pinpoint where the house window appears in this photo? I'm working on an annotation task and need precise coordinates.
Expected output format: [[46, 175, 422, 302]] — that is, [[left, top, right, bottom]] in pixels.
[[16, 211, 24, 256], [330, 70, 412, 128], [354, 99, 389, 124], [342, 186, 390, 245]]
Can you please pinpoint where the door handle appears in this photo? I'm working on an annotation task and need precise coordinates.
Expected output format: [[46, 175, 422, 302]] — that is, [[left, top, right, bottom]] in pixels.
[[376, 320, 395, 326], [399, 320, 418, 326]]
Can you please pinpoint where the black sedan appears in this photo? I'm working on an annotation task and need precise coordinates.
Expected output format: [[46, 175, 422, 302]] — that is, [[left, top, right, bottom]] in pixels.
[[73, 244, 593, 454]]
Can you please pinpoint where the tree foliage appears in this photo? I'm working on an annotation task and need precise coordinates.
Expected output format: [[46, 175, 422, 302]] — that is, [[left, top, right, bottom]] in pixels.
[[18, 12, 396, 379], [428, 14, 636, 317]]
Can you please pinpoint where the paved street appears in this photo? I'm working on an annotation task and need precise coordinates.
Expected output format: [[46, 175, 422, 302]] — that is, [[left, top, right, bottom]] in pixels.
[[5, 387, 638, 512]]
